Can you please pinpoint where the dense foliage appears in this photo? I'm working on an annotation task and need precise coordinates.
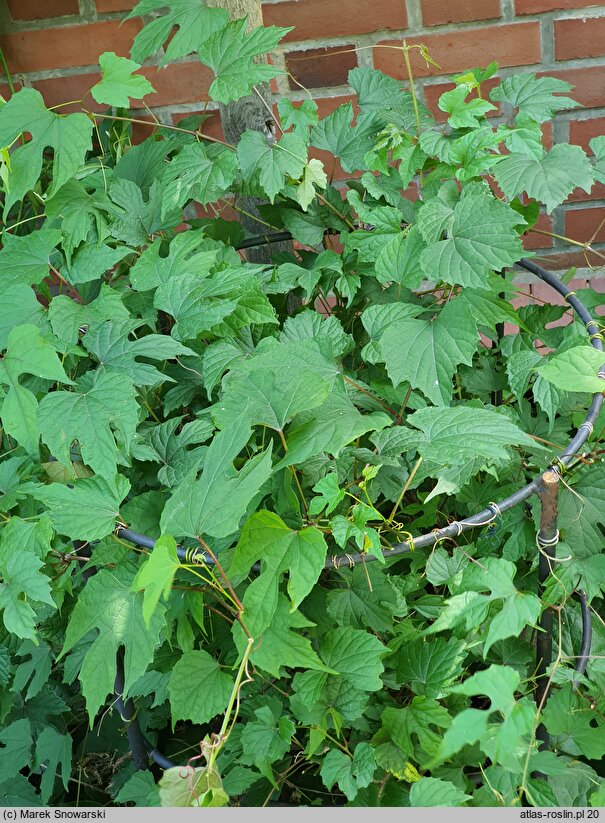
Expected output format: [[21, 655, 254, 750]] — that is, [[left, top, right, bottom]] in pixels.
[[0, 0, 604, 807]]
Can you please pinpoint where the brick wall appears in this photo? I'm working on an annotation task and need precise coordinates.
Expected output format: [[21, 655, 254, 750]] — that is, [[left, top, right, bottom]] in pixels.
[[2, 0, 605, 275]]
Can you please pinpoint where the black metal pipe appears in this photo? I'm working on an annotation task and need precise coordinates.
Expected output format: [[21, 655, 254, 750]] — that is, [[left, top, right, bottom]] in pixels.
[[236, 231, 293, 250], [114, 648, 149, 770], [574, 589, 592, 681]]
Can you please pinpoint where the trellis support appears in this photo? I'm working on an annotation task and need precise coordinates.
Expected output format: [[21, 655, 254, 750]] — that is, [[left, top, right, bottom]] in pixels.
[[535, 469, 560, 750]]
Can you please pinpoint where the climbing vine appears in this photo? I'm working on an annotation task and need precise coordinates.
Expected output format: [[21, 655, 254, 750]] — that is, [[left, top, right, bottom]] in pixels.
[[0, 0, 604, 808]]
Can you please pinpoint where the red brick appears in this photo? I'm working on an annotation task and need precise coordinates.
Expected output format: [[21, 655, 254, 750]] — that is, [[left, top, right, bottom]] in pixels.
[[374, 23, 541, 80], [568, 181, 605, 202], [33, 73, 102, 112], [421, 0, 500, 26], [95, 0, 138, 10], [171, 109, 225, 143], [134, 63, 213, 106], [555, 16, 605, 61], [28, 61, 212, 112], [286, 46, 357, 90], [0, 20, 142, 74], [523, 212, 554, 250], [7, 0, 78, 18], [263, 0, 406, 42], [516, 0, 601, 13], [530, 249, 604, 269], [570, 117, 605, 152], [539, 67, 605, 110], [423, 76, 501, 121], [565, 206, 605, 243]]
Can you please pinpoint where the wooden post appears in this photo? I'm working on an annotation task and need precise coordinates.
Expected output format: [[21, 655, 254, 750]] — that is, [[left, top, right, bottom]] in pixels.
[[205, 0, 293, 267], [535, 469, 560, 750]]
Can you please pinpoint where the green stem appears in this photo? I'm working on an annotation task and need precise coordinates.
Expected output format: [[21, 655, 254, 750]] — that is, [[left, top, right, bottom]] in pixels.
[[207, 636, 255, 772], [0, 48, 15, 96], [278, 429, 310, 518], [402, 41, 421, 140], [388, 455, 423, 523]]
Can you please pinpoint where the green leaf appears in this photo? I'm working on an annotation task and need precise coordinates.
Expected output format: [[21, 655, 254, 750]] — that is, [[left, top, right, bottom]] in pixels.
[[198, 19, 291, 103], [425, 557, 540, 654], [38, 370, 139, 480], [129, 230, 219, 292], [439, 84, 496, 129], [83, 319, 195, 386], [161, 415, 273, 539], [559, 465, 605, 555], [591, 135, 605, 184], [168, 649, 234, 726], [0, 229, 62, 287], [494, 144, 594, 213], [133, 535, 180, 627], [278, 392, 391, 468], [91, 51, 155, 107], [63, 243, 133, 285], [371, 298, 479, 405], [25, 474, 130, 540], [161, 143, 237, 216], [233, 595, 331, 676], [407, 405, 538, 465], [237, 130, 306, 203], [215, 367, 329, 434], [378, 696, 451, 764], [277, 98, 319, 134], [375, 225, 426, 288], [409, 777, 470, 807], [320, 743, 376, 802], [109, 179, 181, 245], [0, 323, 70, 454], [241, 704, 295, 779], [537, 345, 605, 394], [0, 719, 32, 783], [309, 473, 345, 517], [158, 764, 228, 807], [11, 639, 52, 698], [34, 727, 72, 803], [0, 551, 55, 641], [311, 104, 377, 173], [418, 182, 525, 288], [394, 637, 466, 698], [450, 664, 519, 714], [231, 510, 327, 632], [153, 268, 272, 341], [280, 311, 353, 358], [0, 88, 92, 213], [349, 66, 432, 131], [49, 285, 129, 345], [590, 783, 605, 808], [542, 684, 605, 759], [131, 417, 212, 488], [296, 158, 328, 211], [461, 283, 525, 332], [490, 73, 579, 123], [115, 771, 160, 807], [0, 775, 43, 807], [61, 565, 165, 722], [0, 285, 49, 351], [320, 627, 386, 691], [127, 0, 229, 64]]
